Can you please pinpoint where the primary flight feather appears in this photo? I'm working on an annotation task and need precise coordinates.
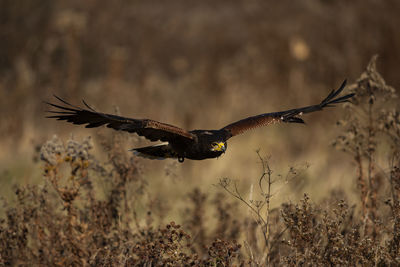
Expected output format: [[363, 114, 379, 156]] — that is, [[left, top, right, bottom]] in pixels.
[[46, 80, 353, 162]]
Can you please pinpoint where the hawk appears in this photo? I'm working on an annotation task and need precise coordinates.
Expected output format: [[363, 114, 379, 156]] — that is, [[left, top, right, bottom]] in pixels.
[[46, 80, 353, 162]]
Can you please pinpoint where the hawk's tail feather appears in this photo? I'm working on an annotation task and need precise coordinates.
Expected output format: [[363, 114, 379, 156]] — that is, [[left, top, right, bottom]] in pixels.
[[130, 143, 179, 160]]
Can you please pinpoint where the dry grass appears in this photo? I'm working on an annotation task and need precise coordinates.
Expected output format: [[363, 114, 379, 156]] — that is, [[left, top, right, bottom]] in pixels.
[[1, 57, 399, 266]]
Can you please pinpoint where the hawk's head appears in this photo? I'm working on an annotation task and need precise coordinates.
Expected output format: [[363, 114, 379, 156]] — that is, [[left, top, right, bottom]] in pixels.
[[210, 141, 227, 152], [190, 129, 228, 157]]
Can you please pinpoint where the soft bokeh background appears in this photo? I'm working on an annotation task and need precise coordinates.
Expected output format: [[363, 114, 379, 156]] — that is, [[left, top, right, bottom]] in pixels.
[[1, 0, 399, 207]]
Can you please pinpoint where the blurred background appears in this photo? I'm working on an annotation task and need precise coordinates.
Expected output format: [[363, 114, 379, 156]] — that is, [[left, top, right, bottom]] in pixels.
[[1, 0, 399, 206]]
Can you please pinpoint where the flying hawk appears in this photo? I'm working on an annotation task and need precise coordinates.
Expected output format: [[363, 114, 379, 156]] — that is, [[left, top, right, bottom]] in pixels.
[[46, 80, 353, 162]]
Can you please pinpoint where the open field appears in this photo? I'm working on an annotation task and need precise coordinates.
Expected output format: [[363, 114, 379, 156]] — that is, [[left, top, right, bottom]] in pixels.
[[1, 0, 400, 265]]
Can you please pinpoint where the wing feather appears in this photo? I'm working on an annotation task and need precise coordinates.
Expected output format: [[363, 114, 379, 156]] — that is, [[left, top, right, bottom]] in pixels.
[[221, 80, 354, 139], [45, 96, 195, 142]]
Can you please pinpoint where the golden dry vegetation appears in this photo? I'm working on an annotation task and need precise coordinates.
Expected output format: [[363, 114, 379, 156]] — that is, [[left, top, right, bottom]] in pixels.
[[1, 0, 400, 265]]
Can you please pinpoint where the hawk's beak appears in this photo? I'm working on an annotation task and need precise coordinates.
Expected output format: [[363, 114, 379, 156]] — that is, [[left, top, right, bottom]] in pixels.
[[211, 142, 226, 152]]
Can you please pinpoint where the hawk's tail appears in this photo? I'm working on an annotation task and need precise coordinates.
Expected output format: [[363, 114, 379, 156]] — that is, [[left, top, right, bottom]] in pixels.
[[130, 143, 179, 160]]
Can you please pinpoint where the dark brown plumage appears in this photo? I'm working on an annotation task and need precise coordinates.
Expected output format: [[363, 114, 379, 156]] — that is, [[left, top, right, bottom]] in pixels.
[[46, 80, 353, 162]]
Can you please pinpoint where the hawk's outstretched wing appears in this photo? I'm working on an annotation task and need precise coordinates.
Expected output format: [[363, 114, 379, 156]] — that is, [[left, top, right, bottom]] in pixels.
[[46, 96, 195, 142], [221, 80, 353, 139]]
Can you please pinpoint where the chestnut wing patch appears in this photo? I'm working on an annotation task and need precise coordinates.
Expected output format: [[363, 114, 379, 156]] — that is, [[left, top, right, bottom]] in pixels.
[[46, 96, 195, 143], [221, 80, 353, 139]]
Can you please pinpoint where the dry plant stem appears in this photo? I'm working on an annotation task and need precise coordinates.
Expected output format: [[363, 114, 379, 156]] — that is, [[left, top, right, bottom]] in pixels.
[[220, 180, 268, 243], [389, 159, 400, 256], [219, 152, 291, 265], [355, 150, 368, 218], [389, 155, 400, 206], [219, 152, 308, 265], [256, 151, 272, 265], [367, 97, 377, 237], [43, 153, 91, 265]]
